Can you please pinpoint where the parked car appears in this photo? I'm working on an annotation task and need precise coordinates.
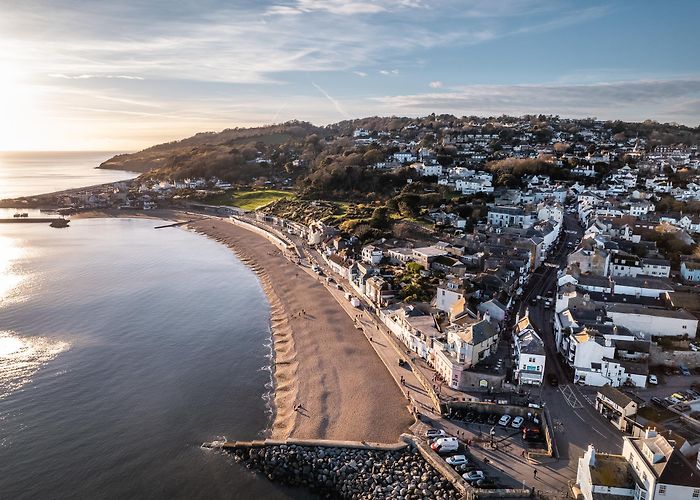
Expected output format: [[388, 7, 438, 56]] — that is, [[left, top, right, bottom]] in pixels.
[[431, 437, 459, 454], [648, 375, 658, 385], [498, 414, 512, 426], [462, 471, 486, 483], [446, 455, 469, 466], [511, 416, 524, 429], [425, 429, 447, 439], [454, 463, 477, 473], [547, 374, 559, 387], [486, 414, 498, 425], [681, 365, 691, 376]]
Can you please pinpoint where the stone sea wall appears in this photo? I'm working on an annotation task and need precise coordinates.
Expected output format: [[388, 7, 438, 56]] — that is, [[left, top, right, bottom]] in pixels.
[[228, 443, 461, 500]]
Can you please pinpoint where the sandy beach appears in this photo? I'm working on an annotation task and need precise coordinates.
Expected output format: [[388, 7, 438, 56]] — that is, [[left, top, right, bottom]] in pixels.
[[188, 218, 413, 443]]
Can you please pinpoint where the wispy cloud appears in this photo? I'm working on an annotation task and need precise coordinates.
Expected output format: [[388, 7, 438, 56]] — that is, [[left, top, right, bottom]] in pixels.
[[311, 82, 349, 118], [380, 69, 400, 76], [429, 80, 443, 88], [48, 73, 144, 80], [372, 78, 700, 124], [353, 71, 368, 77]]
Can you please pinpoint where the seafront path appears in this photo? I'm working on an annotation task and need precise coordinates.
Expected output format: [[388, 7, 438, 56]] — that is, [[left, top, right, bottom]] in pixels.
[[225, 213, 575, 498]]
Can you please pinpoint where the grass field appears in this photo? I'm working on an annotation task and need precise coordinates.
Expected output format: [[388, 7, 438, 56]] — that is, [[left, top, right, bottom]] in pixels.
[[207, 189, 295, 210]]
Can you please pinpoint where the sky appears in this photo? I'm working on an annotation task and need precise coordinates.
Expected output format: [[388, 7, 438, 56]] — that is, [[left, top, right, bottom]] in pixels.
[[0, 0, 699, 151]]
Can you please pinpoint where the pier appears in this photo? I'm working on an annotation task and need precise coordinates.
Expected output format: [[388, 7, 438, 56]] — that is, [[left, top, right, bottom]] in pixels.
[[0, 218, 68, 224]]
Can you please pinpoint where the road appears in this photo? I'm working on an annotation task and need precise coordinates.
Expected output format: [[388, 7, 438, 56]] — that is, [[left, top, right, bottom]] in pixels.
[[518, 213, 624, 480]]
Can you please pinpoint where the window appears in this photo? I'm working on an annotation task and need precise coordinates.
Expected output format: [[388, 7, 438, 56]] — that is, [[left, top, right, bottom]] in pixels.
[[693, 489, 699, 498], [658, 484, 665, 495]]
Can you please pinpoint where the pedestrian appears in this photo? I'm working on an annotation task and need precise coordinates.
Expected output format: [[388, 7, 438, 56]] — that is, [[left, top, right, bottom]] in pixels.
[[370, 337, 373, 342], [533, 469, 537, 479], [521, 450, 525, 458]]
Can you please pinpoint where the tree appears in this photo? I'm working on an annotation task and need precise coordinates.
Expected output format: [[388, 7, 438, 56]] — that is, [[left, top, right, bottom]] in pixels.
[[370, 207, 390, 230]]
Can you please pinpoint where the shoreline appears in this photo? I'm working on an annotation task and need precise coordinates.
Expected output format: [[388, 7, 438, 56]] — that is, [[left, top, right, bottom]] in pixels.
[[190, 221, 301, 439], [188, 217, 413, 442], [15, 207, 413, 442]]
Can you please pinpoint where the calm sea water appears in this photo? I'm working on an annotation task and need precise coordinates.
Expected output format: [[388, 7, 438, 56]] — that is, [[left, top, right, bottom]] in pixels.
[[0, 151, 138, 199], [0, 217, 306, 499]]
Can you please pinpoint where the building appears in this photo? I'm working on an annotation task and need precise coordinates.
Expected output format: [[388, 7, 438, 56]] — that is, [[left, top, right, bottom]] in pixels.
[[622, 431, 700, 499], [434, 279, 464, 313], [412, 246, 448, 269], [576, 445, 636, 500], [595, 385, 638, 432], [605, 303, 698, 339], [361, 244, 384, 265], [487, 206, 536, 229], [513, 316, 546, 386], [681, 257, 700, 283]]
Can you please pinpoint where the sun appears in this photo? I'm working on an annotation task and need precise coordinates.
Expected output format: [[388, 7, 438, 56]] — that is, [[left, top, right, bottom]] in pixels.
[[0, 60, 37, 151]]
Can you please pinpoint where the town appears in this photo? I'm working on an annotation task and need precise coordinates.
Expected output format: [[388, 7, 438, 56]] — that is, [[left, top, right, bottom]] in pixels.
[[10, 114, 700, 498]]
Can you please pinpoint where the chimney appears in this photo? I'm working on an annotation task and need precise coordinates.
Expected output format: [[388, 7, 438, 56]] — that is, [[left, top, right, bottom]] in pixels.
[[645, 428, 657, 439]]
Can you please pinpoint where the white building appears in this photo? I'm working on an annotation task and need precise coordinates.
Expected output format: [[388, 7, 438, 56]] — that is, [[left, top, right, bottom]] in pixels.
[[513, 316, 546, 386], [361, 244, 384, 265], [622, 431, 700, 500], [605, 303, 698, 339]]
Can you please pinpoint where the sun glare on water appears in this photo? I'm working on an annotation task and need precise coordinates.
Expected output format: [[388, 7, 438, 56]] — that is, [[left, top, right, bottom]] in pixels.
[[0, 234, 25, 300], [0, 331, 69, 399]]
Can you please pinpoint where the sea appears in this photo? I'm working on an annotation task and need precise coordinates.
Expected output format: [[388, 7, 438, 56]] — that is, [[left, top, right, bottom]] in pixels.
[[0, 151, 138, 199], [0, 155, 308, 499]]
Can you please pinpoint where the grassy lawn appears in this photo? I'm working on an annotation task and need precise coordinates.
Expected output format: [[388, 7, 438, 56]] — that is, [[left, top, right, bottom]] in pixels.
[[207, 189, 295, 210]]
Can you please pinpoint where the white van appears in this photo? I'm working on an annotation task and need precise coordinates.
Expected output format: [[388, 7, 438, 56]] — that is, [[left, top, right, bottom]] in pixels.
[[430, 437, 458, 454]]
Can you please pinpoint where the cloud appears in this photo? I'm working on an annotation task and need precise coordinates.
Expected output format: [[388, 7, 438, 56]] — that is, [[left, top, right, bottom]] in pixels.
[[353, 71, 368, 77], [372, 78, 700, 124], [266, 0, 428, 16], [380, 69, 400, 75], [311, 82, 349, 118], [429, 80, 443, 88], [48, 73, 144, 80]]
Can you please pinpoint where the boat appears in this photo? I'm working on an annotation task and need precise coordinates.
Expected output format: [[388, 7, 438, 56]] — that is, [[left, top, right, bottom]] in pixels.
[[50, 219, 70, 228]]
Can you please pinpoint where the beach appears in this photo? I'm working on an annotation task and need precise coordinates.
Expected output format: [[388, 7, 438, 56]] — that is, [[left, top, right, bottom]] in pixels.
[[188, 217, 413, 443]]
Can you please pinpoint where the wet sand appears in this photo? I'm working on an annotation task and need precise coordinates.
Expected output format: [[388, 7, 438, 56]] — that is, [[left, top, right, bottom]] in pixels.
[[189, 218, 413, 442]]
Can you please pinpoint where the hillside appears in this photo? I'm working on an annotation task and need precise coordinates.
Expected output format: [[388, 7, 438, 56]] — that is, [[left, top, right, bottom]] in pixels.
[[98, 121, 324, 174]]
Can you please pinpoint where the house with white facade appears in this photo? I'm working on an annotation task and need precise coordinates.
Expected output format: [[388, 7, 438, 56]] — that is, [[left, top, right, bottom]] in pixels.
[[487, 206, 536, 229], [513, 316, 546, 386], [622, 431, 700, 500]]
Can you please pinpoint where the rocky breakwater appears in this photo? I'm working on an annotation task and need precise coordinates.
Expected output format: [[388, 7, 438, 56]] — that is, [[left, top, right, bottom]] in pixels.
[[229, 444, 461, 499]]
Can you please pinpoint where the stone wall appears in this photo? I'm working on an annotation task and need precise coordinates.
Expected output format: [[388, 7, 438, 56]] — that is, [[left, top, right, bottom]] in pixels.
[[221, 437, 462, 499]]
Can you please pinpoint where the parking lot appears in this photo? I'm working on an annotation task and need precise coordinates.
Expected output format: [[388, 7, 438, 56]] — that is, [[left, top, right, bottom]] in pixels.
[[424, 406, 549, 491]]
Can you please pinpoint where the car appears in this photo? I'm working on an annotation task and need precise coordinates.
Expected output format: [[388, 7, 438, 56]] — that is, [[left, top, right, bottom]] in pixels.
[[498, 414, 512, 426], [431, 437, 459, 454], [425, 429, 447, 439], [547, 374, 559, 387], [648, 375, 658, 385], [454, 463, 477, 473], [544, 299, 553, 309], [462, 471, 486, 483], [530, 297, 538, 306], [445, 455, 469, 466], [336, 283, 343, 290], [511, 416, 524, 429], [681, 365, 691, 376], [672, 392, 688, 402]]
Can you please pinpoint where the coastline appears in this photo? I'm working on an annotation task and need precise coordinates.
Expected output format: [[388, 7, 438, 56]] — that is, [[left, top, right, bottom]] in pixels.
[[188, 217, 413, 443], [38, 207, 412, 441]]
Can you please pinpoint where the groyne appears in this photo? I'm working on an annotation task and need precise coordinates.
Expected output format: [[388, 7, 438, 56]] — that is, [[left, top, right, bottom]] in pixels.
[[206, 435, 464, 499]]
